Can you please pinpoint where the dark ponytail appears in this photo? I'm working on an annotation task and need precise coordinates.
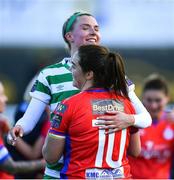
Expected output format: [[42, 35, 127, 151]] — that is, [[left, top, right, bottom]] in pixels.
[[78, 45, 128, 98], [105, 53, 128, 98]]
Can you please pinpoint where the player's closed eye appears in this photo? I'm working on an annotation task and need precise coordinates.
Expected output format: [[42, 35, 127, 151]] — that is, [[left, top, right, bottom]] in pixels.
[[82, 25, 89, 30]]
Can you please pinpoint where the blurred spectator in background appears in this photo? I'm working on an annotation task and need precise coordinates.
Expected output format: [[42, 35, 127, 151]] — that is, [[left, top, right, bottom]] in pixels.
[[4, 76, 50, 179], [0, 81, 45, 179], [129, 74, 174, 179]]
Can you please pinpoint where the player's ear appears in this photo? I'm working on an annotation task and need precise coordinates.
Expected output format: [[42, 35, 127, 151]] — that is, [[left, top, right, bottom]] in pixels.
[[65, 32, 74, 43], [85, 71, 93, 80]]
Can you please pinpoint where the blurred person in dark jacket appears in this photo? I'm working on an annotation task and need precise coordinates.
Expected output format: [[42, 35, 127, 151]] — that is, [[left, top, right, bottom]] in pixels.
[[5, 76, 50, 179], [0, 81, 45, 179]]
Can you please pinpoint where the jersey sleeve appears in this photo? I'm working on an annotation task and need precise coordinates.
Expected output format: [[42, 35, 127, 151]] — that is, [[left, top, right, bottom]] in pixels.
[[49, 101, 71, 139], [126, 76, 135, 92], [125, 76, 152, 128], [0, 138, 10, 164], [129, 91, 152, 128], [30, 70, 51, 104]]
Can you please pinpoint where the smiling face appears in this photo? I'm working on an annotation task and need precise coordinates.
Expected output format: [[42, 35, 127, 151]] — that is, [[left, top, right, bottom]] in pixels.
[[0, 83, 8, 113], [66, 15, 101, 52], [142, 89, 169, 119]]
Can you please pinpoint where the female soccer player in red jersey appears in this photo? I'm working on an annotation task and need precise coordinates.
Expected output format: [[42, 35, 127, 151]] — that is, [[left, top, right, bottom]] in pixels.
[[43, 45, 141, 179], [129, 74, 174, 179]]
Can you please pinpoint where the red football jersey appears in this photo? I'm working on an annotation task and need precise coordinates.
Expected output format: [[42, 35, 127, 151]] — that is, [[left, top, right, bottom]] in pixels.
[[49, 88, 136, 179], [129, 115, 174, 179], [0, 137, 14, 179]]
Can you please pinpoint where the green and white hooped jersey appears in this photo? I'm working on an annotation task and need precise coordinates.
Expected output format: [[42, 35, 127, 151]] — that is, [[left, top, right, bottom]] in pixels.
[[30, 58, 79, 119], [30, 58, 79, 178]]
